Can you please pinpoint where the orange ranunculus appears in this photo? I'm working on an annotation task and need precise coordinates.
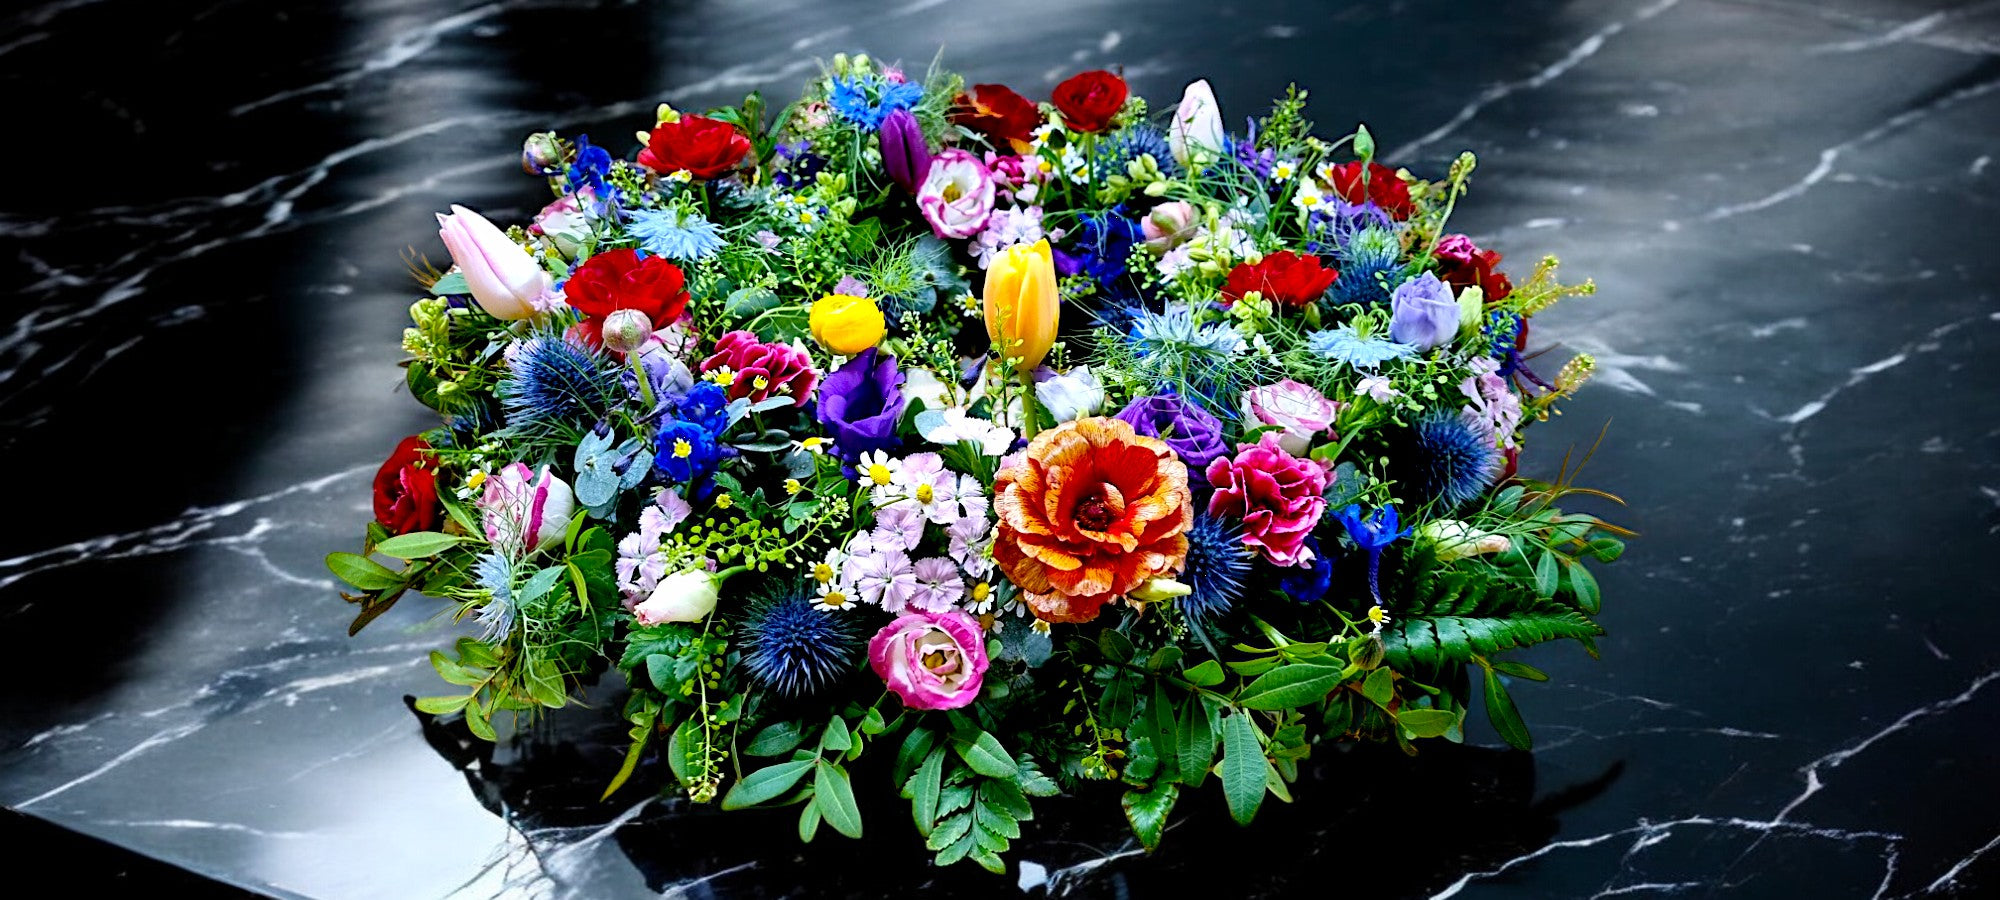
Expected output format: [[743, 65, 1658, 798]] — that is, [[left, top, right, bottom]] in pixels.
[[992, 417, 1194, 624]]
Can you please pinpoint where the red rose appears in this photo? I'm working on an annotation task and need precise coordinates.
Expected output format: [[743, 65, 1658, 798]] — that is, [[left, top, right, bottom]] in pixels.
[[1434, 234, 1513, 302], [1051, 70, 1127, 133], [637, 114, 750, 180], [951, 83, 1042, 149], [372, 436, 439, 536], [1220, 251, 1338, 308], [1326, 161, 1414, 219], [563, 249, 691, 346]]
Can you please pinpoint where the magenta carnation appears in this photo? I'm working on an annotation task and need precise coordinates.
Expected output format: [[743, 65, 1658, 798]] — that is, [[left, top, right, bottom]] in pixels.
[[698, 330, 819, 407], [868, 608, 989, 711], [1204, 432, 1334, 567]]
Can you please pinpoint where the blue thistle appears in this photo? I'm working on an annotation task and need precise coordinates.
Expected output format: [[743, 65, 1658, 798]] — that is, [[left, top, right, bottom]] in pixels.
[[1329, 226, 1402, 307], [740, 591, 861, 698], [1095, 123, 1183, 179], [1180, 514, 1252, 627], [1396, 410, 1501, 509], [498, 334, 618, 437]]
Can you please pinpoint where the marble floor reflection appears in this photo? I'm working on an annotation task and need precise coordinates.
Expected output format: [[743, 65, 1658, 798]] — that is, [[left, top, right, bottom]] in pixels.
[[2, 0, 1998, 897]]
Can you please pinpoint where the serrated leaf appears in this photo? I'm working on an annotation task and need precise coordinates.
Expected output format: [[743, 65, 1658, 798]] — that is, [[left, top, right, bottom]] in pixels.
[[326, 552, 402, 591], [926, 810, 973, 852], [938, 781, 975, 817], [907, 745, 945, 834], [720, 759, 815, 810], [373, 531, 463, 559], [1121, 784, 1178, 852], [1237, 659, 1349, 710], [746, 721, 808, 757], [1220, 711, 1267, 826], [980, 776, 1033, 820], [952, 731, 1017, 778], [974, 794, 1020, 840], [813, 760, 863, 838]]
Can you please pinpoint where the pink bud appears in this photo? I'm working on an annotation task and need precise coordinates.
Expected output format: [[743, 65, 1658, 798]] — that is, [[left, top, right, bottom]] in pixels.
[[436, 205, 550, 321]]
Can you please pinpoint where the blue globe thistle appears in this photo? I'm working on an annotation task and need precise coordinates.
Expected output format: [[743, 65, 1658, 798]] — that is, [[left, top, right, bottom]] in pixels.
[[1329, 226, 1402, 307], [498, 335, 618, 436], [741, 590, 861, 698], [1395, 410, 1501, 509], [1095, 123, 1183, 179], [1180, 513, 1252, 627]]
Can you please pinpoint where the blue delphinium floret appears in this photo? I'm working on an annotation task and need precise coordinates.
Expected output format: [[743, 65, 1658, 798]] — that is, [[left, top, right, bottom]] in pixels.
[[829, 75, 924, 131], [1397, 410, 1501, 510], [629, 207, 725, 262], [1333, 503, 1413, 605], [741, 591, 861, 698], [566, 134, 613, 196], [498, 334, 618, 436]]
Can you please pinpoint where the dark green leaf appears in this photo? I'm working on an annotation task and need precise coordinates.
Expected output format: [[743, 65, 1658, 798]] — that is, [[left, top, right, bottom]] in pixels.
[[1482, 664, 1533, 750], [325, 552, 402, 591], [746, 721, 807, 757], [1237, 659, 1349, 710], [1397, 708, 1457, 738], [1098, 629, 1134, 664], [373, 531, 463, 559], [645, 654, 677, 694], [1490, 660, 1549, 681], [1121, 784, 1178, 852], [894, 726, 937, 787], [1146, 646, 1184, 671], [1566, 561, 1601, 614], [907, 746, 945, 835], [1177, 695, 1217, 788], [813, 761, 863, 838], [720, 759, 815, 810], [1219, 711, 1268, 826], [952, 732, 1018, 779], [1532, 551, 1560, 597]]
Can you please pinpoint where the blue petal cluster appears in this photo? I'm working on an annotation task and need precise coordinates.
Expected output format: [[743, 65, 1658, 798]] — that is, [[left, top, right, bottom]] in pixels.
[[629, 208, 724, 262], [652, 381, 730, 490], [829, 76, 924, 132]]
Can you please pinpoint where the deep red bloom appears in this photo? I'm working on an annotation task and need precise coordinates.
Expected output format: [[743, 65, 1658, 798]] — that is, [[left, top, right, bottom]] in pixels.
[[1326, 161, 1414, 219], [563, 249, 691, 347], [372, 436, 439, 536], [637, 114, 750, 180], [698, 330, 820, 408], [1051, 70, 1128, 133], [1434, 233, 1514, 302], [1220, 251, 1338, 308], [951, 83, 1042, 149]]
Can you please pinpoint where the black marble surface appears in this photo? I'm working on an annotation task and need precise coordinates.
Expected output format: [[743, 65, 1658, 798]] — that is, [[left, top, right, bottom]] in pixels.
[[3, 0, 1997, 896]]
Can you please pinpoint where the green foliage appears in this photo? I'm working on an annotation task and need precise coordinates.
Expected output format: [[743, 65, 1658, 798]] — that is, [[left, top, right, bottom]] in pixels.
[[1380, 607, 1604, 672]]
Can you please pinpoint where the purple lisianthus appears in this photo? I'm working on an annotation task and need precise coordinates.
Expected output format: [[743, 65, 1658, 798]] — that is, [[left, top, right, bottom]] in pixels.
[[1115, 392, 1229, 474], [818, 347, 907, 461], [1388, 272, 1460, 352]]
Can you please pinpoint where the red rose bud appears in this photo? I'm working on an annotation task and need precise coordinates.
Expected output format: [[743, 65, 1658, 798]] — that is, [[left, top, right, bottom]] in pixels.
[[1052, 70, 1128, 134], [951, 83, 1042, 149], [1326, 160, 1415, 219], [372, 436, 440, 536], [879, 107, 932, 193], [637, 114, 751, 180], [563, 249, 691, 348], [1220, 250, 1338, 308]]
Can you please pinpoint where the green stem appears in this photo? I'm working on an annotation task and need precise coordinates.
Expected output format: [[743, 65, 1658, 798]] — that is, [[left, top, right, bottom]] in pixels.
[[1019, 369, 1041, 442]]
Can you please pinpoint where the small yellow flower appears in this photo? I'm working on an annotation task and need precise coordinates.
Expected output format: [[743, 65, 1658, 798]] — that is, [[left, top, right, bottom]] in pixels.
[[465, 470, 488, 491], [812, 562, 836, 583], [784, 478, 803, 496], [971, 581, 991, 604], [1029, 619, 1052, 635], [796, 436, 827, 454], [707, 368, 736, 387], [753, 375, 770, 391], [866, 463, 893, 486], [1367, 605, 1391, 635], [715, 493, 734, 510], [799, 210, 816, 224], [673, 438, 693, 459], [915, 483, 934, 504]]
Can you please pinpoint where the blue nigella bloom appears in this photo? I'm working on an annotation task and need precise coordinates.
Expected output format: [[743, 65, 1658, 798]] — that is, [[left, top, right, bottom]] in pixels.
[[741, 591, 861, 697], [498, 334, 618, 437], [566, 134, 613, 196], [1130, 305, 1246, 364], [1306, 324, 1415, 369], [1396, 410, 1501, 510], [1277, 537, 1334, 604], [1056, 209, 1146, 300], [1179, 513, 1253, 655], [472, 550, 516, 642], [629, 207, 725, 262], [829, 75, 924, 132], [1333, 503, 1413, 605]]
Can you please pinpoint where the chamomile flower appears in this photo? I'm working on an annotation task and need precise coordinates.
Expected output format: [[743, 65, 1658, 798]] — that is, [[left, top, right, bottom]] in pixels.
[[856, 449, 900, 490], [813, 581, 858, 613]]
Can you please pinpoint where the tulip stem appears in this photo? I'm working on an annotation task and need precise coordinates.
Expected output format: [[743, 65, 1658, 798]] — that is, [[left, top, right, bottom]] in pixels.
[[1018, 369, 1040, 441]]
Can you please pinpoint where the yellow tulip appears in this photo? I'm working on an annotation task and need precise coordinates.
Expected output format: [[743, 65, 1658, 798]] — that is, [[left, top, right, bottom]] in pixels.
[[984, 239, 1059, 373], [809, 294, 886, 356]]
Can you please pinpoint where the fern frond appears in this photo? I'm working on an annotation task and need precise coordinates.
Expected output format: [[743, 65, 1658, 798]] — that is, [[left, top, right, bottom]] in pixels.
[[1381, 605, 1603, 672]]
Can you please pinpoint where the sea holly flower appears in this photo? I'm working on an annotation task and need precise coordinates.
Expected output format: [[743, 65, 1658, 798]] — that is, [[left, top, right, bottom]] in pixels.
[[991, 417, 1194, 624], [869, 608, 990, 710], [1205, 432, 1334, 567], [1333, 503, 1414, 605]]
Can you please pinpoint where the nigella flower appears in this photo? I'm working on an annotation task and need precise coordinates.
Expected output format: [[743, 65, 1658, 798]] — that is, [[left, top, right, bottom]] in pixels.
[[1333, 503, 1412, 605], [740, 590, 862, 698], [1329, 226, 1403, 307], [1306, 324, 1415, 369], [829, 75, 924, 131], [498, 333, 619, 437], [472, 550, 517, 642], [1179, 513, 1251, 627], [629, 207, 725, 262], [1393, 410, 1501, 510], [1093, 122, 1183, 179], [1129, 305, 1247, 365]]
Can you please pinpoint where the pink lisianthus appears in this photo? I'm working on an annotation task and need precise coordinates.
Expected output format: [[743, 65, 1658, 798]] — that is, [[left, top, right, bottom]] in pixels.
[[869, 608, 989, 710], [1205, 432, 1334, 567], [1241, 379, 1340, 456], [918, 149, 997, 239], [698, 330, 819, 407]]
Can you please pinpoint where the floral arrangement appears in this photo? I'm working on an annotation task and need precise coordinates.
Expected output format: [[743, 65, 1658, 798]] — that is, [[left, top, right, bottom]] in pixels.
[[330, 54, 1626, 869]]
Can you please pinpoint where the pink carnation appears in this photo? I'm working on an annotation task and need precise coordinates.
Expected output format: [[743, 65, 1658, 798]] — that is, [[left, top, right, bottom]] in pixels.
[[699, 330, 819, 407], [1205, 432, 1334, 567], [868, 609, 990, 711]]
